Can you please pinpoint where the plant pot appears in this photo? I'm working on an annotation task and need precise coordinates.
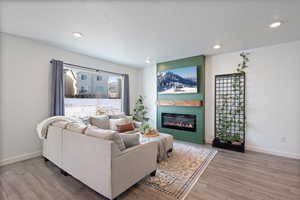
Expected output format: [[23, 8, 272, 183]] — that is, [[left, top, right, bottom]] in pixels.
[[232, 141, 242, 145], [212, 137, 245, 153]]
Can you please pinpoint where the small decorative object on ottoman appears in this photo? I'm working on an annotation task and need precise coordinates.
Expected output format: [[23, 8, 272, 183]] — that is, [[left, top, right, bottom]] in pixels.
[[139, 123, 150, 134], [144, 128, 160, 138]]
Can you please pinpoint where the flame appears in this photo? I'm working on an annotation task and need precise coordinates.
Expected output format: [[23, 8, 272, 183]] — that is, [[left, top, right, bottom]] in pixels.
[[164, 121, 194, 128]]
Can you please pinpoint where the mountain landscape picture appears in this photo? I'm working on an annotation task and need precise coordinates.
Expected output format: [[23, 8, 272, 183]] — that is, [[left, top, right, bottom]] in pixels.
[[157, 66, 198, 94]]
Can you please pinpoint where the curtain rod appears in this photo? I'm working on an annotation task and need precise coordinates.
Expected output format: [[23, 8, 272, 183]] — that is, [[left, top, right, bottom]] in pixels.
[[50, 60, 126, 76]]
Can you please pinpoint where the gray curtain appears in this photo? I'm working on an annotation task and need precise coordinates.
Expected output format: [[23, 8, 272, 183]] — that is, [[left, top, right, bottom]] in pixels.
[[123, 74, 130, 115], [51, 60, 65, 116]]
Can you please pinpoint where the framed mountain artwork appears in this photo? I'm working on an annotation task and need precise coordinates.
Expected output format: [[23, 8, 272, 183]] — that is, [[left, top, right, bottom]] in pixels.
[[157, 66, 198, 94]]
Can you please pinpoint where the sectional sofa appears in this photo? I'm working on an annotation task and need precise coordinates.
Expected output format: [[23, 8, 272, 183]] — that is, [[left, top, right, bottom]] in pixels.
[[43, 123, 158, 199]]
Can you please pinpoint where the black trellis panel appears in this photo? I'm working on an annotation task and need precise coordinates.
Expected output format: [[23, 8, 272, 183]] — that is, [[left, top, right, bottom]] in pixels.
[[213, 73, 246, 152]]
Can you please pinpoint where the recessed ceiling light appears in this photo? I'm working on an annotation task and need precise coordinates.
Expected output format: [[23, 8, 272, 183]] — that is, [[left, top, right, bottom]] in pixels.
[[269, 21, 282, 28], [145, 57, 151, 64], [73, 32, 83, 38], [213, 44, 222, 49]]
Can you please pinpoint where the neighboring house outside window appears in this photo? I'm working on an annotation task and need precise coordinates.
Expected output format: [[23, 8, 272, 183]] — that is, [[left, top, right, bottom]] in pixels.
[[96, 86, 104, 93], [80, 86, 85, 92], [80, 86, 89, 93], [81, 74, 88, 80], [64, 67, 123, 117], [96, 75, 102, 81]]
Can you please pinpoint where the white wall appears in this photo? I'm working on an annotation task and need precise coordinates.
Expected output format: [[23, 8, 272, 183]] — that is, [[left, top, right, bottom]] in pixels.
[[142, 65, 157, 128], [142, 41, 300, 159], [205, 41, 300, 159], [0, 33, 142, 165]]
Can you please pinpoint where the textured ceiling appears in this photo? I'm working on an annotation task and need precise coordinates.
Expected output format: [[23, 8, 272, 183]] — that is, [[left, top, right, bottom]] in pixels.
[[1, 1, 300, 67]]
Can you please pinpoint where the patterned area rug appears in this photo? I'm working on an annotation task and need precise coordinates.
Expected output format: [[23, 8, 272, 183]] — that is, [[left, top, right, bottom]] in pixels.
[[141, 142, 217, 200]]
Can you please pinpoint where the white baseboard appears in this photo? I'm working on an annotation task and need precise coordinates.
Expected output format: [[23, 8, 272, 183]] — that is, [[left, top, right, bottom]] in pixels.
[[0, 151, 42, 167], [246, 145, 300, 160], [206, 138, 300, 160]]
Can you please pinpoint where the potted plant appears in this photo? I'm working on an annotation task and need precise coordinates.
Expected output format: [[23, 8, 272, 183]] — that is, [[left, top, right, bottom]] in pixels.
[[133, 95, 149, 124], [139, 123, 150, 134], [213, 52, 249, 152]]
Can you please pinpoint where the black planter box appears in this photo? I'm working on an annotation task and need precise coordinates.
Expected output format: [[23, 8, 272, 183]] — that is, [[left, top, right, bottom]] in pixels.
[[212, 138, 245, 153]]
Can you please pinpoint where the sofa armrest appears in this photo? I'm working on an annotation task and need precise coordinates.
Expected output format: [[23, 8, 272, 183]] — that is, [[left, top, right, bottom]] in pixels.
[[111, 141, 157, 198], [118, 142, 153, 155]]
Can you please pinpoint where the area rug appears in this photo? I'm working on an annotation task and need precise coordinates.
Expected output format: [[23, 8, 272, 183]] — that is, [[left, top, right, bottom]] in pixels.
[[141, 142, 217, 200]]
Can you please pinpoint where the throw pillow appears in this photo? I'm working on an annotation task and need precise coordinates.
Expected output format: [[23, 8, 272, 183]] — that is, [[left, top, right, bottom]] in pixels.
[[89, 115, 110, 129], [112, 132, 126, 151], [85, 126, 126, 151], [109, 118, 130, 131], [117, 122, 135, 133], [121, 129, 139, 134], [120, 133, 140, 148], [85, 126, 117, 140]]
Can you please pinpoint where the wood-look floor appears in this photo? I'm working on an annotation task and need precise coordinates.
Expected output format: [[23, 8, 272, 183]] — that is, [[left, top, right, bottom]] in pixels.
[[1, 145, 299, 200]]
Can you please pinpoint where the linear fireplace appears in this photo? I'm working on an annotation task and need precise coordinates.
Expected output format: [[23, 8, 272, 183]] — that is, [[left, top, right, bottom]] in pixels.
[[162, 113, 196, 132]]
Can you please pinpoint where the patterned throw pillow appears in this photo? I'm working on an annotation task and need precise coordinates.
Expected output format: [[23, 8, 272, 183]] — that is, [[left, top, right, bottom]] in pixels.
[[116, 122, 135, 133]]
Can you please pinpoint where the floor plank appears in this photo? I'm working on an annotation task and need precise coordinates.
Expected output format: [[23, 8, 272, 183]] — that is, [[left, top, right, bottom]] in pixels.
[[0, 145, 299, 200]]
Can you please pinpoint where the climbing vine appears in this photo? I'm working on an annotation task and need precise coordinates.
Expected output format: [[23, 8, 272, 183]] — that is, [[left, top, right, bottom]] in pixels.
[[215, 52, 249, 144], [236, 52, 250, 73]]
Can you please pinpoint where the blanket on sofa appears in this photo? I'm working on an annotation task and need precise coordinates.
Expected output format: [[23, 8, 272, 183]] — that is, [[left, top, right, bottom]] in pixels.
[[36, 116, 78, 139]]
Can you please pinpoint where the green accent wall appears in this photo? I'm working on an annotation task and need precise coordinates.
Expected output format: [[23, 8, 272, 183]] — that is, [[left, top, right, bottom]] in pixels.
[[157, 55, 205, 144]]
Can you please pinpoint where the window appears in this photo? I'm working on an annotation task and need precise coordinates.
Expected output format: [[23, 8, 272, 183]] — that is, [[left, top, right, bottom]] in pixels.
[[95, 85, 104, 92], [79, 86, 88, 93], [64, 67, 123, 117], [96, 75, 102, 81], [81, 74, 88, 80]]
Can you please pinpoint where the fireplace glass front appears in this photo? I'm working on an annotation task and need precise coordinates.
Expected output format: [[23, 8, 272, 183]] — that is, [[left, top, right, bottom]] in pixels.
[[162, 113, 196, 132]]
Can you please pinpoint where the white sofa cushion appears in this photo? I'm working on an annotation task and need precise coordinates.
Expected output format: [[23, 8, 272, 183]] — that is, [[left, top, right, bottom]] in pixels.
[[85, 126, 117, 139], [85, 126, 126, 151]]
